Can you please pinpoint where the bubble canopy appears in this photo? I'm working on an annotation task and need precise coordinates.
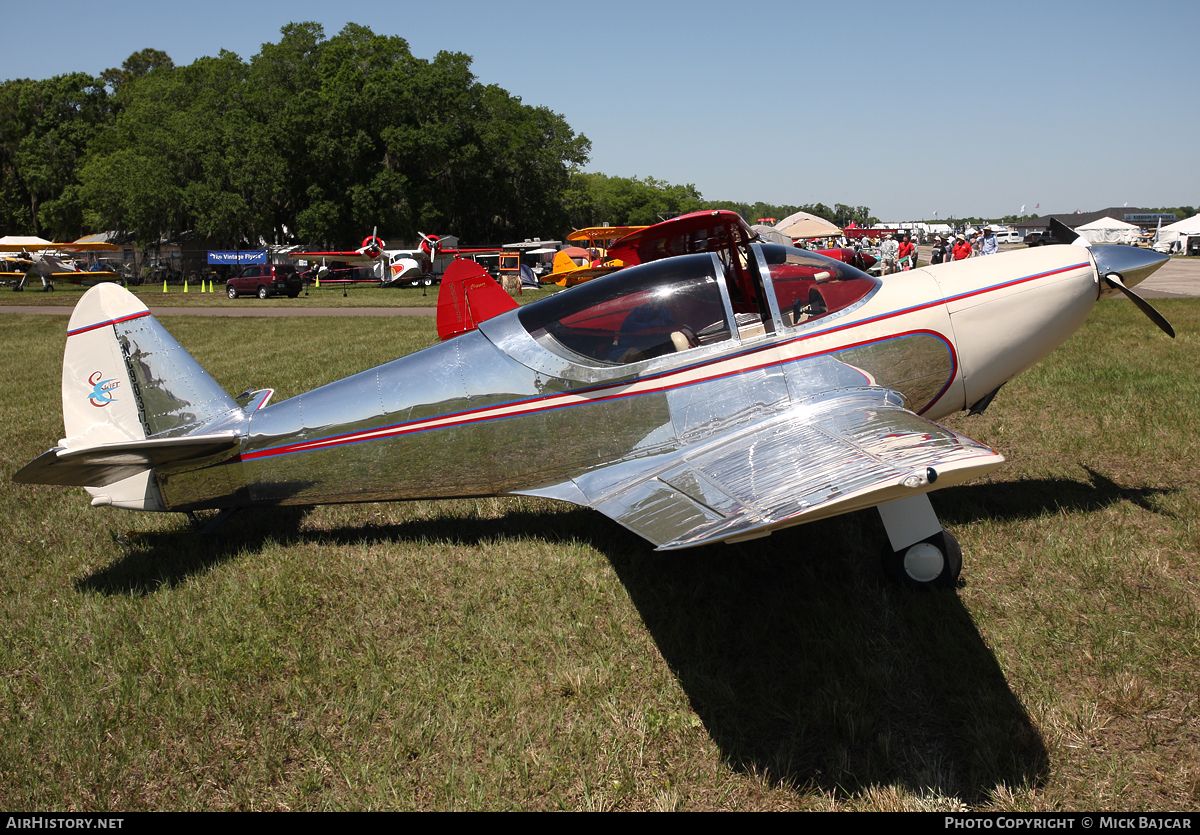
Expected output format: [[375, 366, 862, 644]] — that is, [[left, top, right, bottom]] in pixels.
[[517, 245, 881, 368], [518, 254, 731, 366]]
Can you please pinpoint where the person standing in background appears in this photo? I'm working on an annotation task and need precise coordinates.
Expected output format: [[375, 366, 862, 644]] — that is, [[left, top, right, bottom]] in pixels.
[[898, 234, 916, 270], [952, 234, 972, 261], [880, 234, 899, 275], [980, 226, 999, 256], [930, 236, 949, 265]]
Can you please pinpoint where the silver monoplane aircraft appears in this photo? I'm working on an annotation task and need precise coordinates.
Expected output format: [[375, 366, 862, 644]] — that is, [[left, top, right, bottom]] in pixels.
[[15, 227, 1171, 589]]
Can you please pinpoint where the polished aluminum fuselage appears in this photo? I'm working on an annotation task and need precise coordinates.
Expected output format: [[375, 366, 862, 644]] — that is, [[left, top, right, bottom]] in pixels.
[[155, 245, 1099, 513]]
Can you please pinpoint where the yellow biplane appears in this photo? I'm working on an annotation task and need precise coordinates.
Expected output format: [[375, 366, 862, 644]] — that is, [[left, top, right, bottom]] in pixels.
[[549, 225, 647, 287], [0, 237, 124, 291]]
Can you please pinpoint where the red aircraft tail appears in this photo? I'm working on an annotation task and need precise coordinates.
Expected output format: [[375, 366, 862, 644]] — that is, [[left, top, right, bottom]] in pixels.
[[436, 258, 519, 341]]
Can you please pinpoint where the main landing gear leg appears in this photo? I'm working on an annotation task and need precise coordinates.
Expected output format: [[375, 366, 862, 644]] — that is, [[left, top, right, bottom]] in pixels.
[[876, 493, 962, 590]]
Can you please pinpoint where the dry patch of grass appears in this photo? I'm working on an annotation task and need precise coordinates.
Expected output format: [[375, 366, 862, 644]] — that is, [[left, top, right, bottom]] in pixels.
[[0, 300, 1197, 810]]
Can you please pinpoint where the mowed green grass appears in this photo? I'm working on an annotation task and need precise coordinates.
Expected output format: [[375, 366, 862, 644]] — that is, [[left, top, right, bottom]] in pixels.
[[0, 280, 559, 309], [1, 300, 1197, 811]]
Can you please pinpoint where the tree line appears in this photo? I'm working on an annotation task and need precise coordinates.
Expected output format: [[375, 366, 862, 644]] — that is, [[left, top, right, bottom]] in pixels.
[[561, 173, 877, 231], [0, 23, 875, 248]]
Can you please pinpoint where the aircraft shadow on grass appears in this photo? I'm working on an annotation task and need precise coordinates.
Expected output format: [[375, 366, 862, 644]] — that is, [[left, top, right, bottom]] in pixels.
[[74, 466, 1173, 802], [75, 465, 1172, 596]]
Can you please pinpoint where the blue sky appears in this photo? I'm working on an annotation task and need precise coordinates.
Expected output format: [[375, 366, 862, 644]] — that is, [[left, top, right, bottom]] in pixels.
[[5, 0, 1196, 221]]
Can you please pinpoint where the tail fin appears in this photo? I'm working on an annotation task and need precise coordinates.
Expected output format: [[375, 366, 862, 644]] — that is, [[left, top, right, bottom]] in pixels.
[[435, 258, 519, 341], [39, 284, 241, 510], [63, 283, 238, 448]]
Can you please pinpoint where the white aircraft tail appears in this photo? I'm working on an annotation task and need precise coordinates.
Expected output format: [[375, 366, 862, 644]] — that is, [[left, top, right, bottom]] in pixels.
[[62, 283, 238, 446], [36, 283, 243, 509]]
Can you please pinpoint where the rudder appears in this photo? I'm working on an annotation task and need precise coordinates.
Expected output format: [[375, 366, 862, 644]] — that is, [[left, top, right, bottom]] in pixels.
[[435, 258, 519, 341]]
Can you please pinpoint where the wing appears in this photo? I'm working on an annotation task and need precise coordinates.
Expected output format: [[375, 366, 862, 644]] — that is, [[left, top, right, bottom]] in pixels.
[[288, 250, 380, 265], [572, 389, 1002, 550], [551, 264, 622, 287]]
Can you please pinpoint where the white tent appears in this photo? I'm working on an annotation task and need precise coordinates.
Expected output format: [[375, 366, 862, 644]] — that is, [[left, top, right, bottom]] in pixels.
[[1075, 216, 1140, 244], [750, 224, 793, 246], [774, 210, 841, 239], [1156, 213, 1200, 252], [1161, 214, 1200, 235], [0, 235, 53, 252]]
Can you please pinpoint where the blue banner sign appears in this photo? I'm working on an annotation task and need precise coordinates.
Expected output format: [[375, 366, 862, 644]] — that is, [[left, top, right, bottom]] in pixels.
[[207, 250, 267, 265]]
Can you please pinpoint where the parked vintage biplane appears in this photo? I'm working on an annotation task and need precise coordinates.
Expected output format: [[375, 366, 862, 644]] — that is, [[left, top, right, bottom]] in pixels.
[[547, 212, 877, 290], [15, 217, 1171, 589], [548, 225, 647, 286], [0, 238, 124, 291]]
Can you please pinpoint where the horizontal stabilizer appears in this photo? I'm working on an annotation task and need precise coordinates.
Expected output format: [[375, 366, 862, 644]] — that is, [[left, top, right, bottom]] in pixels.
[[13, 433, 240, 488]]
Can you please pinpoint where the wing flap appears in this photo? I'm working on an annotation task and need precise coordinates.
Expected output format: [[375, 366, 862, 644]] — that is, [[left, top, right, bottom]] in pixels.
[[582, 389, 1003, 550]]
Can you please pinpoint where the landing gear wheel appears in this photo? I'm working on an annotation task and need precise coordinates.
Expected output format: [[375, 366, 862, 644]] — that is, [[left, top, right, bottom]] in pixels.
[[881, 529, 962, 590], [227, 286, 238, 299], [423, 276, 433, 287], [258, 285, 269, 299]]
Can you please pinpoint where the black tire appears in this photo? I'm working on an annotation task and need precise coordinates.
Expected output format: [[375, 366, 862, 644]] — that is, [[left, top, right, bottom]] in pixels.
[[257, 285, 269, 299], [423, 276, 433, 287], [227, 285, 238, 299], [881, 529, 962, 590], [287, 292, 299, 298]]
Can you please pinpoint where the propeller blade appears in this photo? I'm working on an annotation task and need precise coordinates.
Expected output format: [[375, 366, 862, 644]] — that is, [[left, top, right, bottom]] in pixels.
[[1050, 217, 1082, 245], [1103, 274, 1175, 338]]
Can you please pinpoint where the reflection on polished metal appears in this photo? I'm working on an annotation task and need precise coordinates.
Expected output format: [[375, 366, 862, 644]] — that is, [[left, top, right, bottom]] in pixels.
[[15, 239, 1171, 564], [1092, 245, 1170, 294]]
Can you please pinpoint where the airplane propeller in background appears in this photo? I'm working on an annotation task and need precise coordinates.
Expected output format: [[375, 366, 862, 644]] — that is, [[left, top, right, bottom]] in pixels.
[[417, 232, 441, 261], [361, 226, 385, 259], [1049, 218, 1174, 339]]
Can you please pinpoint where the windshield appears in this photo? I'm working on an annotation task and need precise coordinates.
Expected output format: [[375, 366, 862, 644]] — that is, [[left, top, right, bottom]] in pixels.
[[518, 254, 732, 366], [757, 244, 879, 328]]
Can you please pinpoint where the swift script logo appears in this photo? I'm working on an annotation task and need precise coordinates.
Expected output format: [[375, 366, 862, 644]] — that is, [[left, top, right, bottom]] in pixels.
[[87, 371, 119, 407]]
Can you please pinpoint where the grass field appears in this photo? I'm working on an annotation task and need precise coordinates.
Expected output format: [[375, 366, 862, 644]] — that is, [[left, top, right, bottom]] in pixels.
[[0, 280, 559, 309], [1, 299, 1197, 811]]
